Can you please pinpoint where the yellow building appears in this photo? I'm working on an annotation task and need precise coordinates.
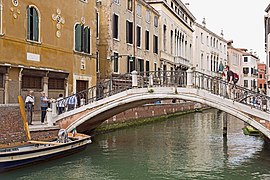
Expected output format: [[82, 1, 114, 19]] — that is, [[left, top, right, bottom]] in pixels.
[[0, 0, 97, 105], [97, 0, 160, 79]]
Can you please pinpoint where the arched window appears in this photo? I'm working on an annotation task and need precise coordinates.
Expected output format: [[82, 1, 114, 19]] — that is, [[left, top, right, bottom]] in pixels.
[[75, 24, 91, 54], [27, 6, 39, 42]]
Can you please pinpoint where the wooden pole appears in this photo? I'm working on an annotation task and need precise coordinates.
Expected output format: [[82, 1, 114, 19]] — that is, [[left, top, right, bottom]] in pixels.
[[223, 112, 228, 137], [18, 96, 31, 140]]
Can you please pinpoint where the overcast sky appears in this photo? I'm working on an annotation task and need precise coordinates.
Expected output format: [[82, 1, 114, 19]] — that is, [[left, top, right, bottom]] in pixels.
[[184, 0, 269, 63]]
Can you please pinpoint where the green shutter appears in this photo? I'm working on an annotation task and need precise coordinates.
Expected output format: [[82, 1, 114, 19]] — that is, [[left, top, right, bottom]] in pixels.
[[33, 8, 39, 41], [84, 27, 90, 53], [27, 7, 31, 40], [75, 24, 82, 51]]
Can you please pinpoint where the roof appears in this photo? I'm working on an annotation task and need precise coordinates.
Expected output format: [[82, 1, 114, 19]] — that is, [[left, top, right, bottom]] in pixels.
[[265, 4, 270, 12]]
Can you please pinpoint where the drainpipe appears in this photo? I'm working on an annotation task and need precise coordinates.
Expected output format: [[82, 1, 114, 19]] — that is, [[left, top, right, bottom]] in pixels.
[[133, 0, 136, 71]]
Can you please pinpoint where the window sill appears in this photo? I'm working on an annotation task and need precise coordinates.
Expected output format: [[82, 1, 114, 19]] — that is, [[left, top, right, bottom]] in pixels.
[[73, 50, 92, 57], [26, 39, 42, 45], [127, 43, 133, 46], [113, 38, 120, 42]]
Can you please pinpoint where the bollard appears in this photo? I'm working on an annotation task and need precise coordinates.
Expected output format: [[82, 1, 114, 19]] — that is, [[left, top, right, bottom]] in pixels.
[[132, 70, 138, 88], [51, 99, 57, 117], [149, 74, 153, 87], [46, 108, 53, 126], [186, 68, 194, 88]]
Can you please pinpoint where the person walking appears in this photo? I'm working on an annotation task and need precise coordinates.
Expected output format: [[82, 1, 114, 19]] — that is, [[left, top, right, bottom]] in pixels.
[[225, 65, 234, 99], [40, 92, 49, 124], [56, 93, 65, 114], [67, 92, 77, 111], [25, 90, 35, 125]]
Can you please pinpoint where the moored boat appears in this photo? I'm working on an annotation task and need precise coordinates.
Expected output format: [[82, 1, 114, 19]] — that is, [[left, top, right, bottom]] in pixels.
[[242, 125, 260, 136], [0, 131, 91, 172]]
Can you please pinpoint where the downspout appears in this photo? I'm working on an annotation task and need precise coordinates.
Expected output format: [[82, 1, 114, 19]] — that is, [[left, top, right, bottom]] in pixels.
[[18, 68, 23, 95]]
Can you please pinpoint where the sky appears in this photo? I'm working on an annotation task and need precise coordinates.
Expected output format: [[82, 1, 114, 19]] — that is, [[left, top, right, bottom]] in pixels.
[[183, 0, 269, 63]]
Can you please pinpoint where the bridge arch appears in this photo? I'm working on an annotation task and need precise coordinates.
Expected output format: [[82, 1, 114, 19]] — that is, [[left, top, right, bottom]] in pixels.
[[63, 87, 270, 139]]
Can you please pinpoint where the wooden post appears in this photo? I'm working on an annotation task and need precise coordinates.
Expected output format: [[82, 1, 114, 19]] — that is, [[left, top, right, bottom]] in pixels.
[[18, 96, 31, 140], [223, 112, 228, 137]]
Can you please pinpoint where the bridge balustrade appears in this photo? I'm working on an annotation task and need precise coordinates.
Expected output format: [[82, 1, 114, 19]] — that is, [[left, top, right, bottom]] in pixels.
[[54, 69, 270, 116]]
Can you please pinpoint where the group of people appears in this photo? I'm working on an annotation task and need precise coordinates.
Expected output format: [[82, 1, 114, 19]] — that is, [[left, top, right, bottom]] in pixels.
[[25, 91, 78, 126]]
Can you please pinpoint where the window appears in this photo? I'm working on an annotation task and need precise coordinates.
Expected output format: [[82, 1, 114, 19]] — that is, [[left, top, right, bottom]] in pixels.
[[200, 33, 203, 44], [154, 16, 158, 27], [22, 76, 42, 89], [126, 21, 133, 44], [260, 74, 263, 79], [171, 2, 173, 9], [138, 59, 144, 72], [127, 56, 135, 73], [113, 14, 119, 39], [75, 24, 91, 54], [244, 57, 248, 62], [137, 26, 141, 47], [259, 84, 262, 88], [170, 30, 173, 54], [206, 36, 209, 46], [146, 60, 150, 72], [243, 67, 249, 74], [145, 30, 150, 50], [163, 25, 167, 51], [27, 6, 39, 42], [96, 52, 99, 73], [146, 10, 150, 23], [244, 80, 248, 87], [49, 78, 65, 90], [96, 11, 99, 38], [136, 4, 142, 17], [127, 0, 132, 11], [251, 68, 254, 75], [0, 73, 3, 88], [153, 35, 158, 54], [113, 52, 119, 73]]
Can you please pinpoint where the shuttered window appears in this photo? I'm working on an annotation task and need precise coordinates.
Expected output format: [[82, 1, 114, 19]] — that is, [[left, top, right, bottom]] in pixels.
[[126, 21, 133, 44], [137, 26, 141, 47], [0, 74, 3, 88], [49, 78, 65, 90], [22, 76, 42, 89], [75, 24, 91, 54], [27, 6, 39, 42]]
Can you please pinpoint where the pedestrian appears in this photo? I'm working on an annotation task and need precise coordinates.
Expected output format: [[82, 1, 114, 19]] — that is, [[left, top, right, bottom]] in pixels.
[[40, 92, 49, 124], [67, 92, 77, 111], [225, 65, 234, 99], [25, 90, 35, 125], [56, 93, 65, 114]]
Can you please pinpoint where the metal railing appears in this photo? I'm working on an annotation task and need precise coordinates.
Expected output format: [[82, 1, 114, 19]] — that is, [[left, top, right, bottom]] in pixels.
[[55, 70, 270, 115], [194, 71, 270, 113]]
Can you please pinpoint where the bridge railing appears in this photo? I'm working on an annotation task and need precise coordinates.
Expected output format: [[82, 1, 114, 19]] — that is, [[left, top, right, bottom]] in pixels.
[[194, 71, 270, 113], [137, 70, 187, 88]]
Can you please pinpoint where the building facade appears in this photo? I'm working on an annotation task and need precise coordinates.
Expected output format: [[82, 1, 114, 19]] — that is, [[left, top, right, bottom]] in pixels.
[[193, 20, 227, 76], [241, 50, 260, 90], [227, 41, 243, 86], [146, 0, 195, 72], [0, 0, 97, 105], [98, 0, 160, 80], [257, 63, 267, 93], [265, 4, 270, 95]]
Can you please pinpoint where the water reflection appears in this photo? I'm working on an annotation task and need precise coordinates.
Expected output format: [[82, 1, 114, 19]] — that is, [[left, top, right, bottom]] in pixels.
[[1, 109, 270, 179]]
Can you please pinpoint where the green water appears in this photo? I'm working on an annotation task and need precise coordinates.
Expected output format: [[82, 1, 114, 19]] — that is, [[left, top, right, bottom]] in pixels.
[[2, 109, 270, 180]]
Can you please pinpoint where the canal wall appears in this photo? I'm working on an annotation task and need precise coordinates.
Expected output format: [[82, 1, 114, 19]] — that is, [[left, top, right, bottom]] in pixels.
[[0, 104, 58, 147], [96, 101, 206, 133]]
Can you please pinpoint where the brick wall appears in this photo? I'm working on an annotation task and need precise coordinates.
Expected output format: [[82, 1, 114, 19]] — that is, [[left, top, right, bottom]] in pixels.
[[105, 101, 201, 124], [0, 104, 27, 144]]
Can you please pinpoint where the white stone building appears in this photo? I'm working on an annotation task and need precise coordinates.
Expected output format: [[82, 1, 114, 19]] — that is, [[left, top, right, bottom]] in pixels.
[[242, 50, 260, 90], [146, 0, 196, 72], [265, 4, 270, 95], [193, 20, 227, 77]]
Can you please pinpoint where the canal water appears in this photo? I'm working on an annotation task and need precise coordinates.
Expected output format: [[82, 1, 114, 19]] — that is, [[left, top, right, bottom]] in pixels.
[[2, 109, 270, 180]]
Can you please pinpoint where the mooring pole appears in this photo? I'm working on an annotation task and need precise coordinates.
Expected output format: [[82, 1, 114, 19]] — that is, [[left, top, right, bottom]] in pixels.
[[223, 112, 228, 137]]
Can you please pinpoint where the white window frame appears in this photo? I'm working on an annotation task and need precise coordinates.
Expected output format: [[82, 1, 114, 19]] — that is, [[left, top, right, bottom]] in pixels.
[[27, 5, 41, 43], [73, 23, 92, 55], [112, 13, 119, 40]]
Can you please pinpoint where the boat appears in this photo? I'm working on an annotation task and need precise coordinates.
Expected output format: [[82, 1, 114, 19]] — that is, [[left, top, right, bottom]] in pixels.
[[242, 125, 260, 136], [0, 130, 91, 172]]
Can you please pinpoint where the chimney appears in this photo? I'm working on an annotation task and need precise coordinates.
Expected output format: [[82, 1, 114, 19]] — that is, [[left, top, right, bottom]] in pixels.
[[202, 17, 206, 27]]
